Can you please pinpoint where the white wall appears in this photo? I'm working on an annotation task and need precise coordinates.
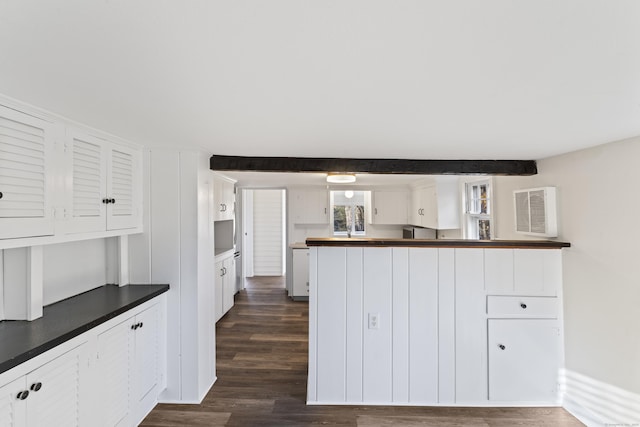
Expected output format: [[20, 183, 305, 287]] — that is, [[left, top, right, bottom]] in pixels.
[[43, 239, 109, 305], [493, 135, 640, 395], [253, 189, 284, 276]]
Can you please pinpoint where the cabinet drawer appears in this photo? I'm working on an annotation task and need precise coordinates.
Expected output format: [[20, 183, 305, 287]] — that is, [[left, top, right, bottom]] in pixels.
[[487, 296, 557, 318]]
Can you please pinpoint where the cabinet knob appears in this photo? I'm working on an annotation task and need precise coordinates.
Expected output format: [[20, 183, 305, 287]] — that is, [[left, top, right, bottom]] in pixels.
[[111, 198, 116, 204], [374, 208, 378, 215], [139, 322, 143, 328], [30, 382, 42, 392], [102, 198, 108, 204], [520, 303, 527, 309], [17, 390, 29, 400], [131, 324, 137, 330], [0, 191, 3, 199], [498, 344, 506, 350]]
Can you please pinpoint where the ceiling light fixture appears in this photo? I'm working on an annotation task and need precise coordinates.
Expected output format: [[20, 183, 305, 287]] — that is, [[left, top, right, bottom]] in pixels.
[[344, 190, 354, 199], [326, 172, 356, 184]]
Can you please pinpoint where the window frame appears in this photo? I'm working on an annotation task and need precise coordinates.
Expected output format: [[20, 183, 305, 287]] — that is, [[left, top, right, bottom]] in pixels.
[[461, 177, 494, 240], [331, 190, 367, 237]]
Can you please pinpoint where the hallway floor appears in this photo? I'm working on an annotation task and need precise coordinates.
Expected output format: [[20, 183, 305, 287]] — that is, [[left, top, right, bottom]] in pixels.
[[141, 276, 584, 426]]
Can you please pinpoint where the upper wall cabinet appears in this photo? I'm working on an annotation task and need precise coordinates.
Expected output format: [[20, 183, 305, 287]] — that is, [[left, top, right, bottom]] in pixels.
[[64, 129, 142, 234], [367, 190, 409, 225], [410, 180, 460, 230], [290, 189, 329, 224], [213, 174, 235, 221], [0, 105, 56, 239]]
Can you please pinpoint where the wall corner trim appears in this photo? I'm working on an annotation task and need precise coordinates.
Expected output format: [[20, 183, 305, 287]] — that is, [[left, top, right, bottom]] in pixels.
[[560, 369, 640, 427]]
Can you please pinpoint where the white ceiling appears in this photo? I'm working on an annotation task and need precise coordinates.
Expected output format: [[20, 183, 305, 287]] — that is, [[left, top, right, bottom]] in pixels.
[[1, 1, 639, 165]]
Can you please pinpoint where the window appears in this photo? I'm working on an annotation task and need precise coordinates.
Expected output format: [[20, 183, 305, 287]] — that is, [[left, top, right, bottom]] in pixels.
[[463, 179, 493, 240], [331, 190, 366, 236]]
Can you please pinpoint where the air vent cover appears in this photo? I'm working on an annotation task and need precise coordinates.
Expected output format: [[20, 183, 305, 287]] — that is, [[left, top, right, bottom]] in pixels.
[[514, 187, 557, 237]]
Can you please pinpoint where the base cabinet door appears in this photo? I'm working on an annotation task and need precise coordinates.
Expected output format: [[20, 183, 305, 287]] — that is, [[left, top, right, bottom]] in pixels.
[[25, 346, 86, 427], [0, 344, 87, 427], [97, 319, 133, 427], [0, 377, 27, 427], [488, 319, 560, 402], [222, 257, 235, 314], [97, 303, 160, 426], [291, 249, 309, 298], [215, 260, 224, 322]]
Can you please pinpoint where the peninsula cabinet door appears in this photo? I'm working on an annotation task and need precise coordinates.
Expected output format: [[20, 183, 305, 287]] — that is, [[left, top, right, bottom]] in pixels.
[[0, 105, 55, 240], [488, 319, 560, 402]]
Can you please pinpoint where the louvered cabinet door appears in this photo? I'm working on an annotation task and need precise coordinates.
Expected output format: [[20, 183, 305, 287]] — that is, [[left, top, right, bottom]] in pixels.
[[106, 145, 140, 230], [66, 130, 108, 234], [0, 377, 27, 427], [0, 105, 55, 239], [25, 345, 86, 427], [133, 305, 159, 406], [97, 319, 133, 427]]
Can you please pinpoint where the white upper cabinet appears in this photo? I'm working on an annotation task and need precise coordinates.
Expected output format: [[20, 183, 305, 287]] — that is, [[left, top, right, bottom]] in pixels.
[[213, 175, 235, 221], [65, 128, 142, 234], [290, 189, 329, 224], [410, 180, 460, 230], [368, 190, 409, 225], [0, 105, 56, 239]]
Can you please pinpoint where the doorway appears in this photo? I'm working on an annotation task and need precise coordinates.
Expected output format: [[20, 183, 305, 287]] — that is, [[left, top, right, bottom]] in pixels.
[[239, 189, 287, 287]]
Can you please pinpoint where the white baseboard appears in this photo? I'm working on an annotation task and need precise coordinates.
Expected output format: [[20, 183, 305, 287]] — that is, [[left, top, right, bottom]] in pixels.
[[560, 369, 640, 427]]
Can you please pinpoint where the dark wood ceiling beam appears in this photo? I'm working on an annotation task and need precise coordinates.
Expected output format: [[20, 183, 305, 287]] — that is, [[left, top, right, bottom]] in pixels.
[[210, 155, 537, 176]]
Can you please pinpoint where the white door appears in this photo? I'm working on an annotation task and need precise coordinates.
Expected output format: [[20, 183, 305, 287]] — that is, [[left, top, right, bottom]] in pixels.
[[252, 189, 284, 276], [0, 377, 26, 427], [488, 319, 560, 402], [134, 305, 159, 404], [106, 144, 140, 230], [0, 106, 55, 239], [25, 345, 85, 427], [98, 320, 133, 427]]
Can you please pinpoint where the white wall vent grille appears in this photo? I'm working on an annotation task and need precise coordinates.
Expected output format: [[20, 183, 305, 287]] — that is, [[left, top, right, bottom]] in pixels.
[[514, 187, 557, 237]]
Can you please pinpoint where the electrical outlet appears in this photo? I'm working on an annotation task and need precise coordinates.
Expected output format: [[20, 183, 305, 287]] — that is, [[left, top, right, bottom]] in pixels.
[[368, 313, 380, 330]]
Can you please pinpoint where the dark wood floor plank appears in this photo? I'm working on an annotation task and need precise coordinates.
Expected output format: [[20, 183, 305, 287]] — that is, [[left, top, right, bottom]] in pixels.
[[141, 276, 584, 427]]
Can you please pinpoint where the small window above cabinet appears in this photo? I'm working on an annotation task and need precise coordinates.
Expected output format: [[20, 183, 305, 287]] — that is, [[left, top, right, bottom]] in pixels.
[[0, 105, 56, 240], [63, 129, 142, 234]]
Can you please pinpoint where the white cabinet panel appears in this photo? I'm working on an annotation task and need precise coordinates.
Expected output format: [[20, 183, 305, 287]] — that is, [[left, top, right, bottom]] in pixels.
[[485, 249, 514, 294], [97, 319, 133, 427], [316, 247, 347, 401], [391, 248, 409, 403], [97, 303, 161, 426], [488, 319, 560, 402], [454, 249, 487, 403], [437, 248, 456, 404], [134, 305, 159, 404], [215, 255, 235, 322], [291, 248, 309, 298], [362, 248, 393, 403], [290, 189, 328, 224], [213, 176, 235, 221], [410, 181, 460, 230], [26, 346, 84, 427], [408, 248, 438, 403], [487, 296, 558, 318], [0, 377, 26, 427], [345, 248, 363, 403], [66, 129, 141, 234], [0, 105, 55, 239], [369, 190, 408, 225]]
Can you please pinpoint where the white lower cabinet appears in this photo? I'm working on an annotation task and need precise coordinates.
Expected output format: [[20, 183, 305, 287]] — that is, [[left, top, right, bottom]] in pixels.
[[215, 255, 235, 322], [488, 319, 560, 402], [97, 303, 160, 426], [291, 248, 309, 299], [0, 344, 88, 427]]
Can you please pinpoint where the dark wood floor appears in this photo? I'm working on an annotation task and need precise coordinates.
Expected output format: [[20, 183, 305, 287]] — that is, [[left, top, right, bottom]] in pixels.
[[141, 276, 584, 426]]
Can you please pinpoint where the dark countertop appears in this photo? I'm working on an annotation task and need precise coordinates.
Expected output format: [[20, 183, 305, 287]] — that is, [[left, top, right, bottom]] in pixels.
[[305, 238, 570, 249], [0, 284, 169, 375]]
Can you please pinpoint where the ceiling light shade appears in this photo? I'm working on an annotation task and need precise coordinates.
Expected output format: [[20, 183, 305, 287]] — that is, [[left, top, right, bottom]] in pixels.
[[326, 173, 356, 183]]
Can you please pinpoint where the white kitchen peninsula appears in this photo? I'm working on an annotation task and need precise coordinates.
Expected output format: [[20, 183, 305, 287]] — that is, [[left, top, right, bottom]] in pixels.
[[306, 237, 570, 407]]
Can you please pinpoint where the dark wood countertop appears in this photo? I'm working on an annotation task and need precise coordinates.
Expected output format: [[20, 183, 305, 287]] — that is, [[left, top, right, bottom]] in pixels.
[[305, 238, 570, 249], [0, 284, 169, 375]]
